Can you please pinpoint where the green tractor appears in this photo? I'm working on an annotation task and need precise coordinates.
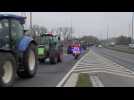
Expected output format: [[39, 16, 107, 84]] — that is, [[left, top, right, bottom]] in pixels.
[[38, 33, 63, 64], [0, 14, 38, 87]]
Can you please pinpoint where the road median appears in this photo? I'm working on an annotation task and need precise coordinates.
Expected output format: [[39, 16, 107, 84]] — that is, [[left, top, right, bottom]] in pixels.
[[104, 45, 134, 54]]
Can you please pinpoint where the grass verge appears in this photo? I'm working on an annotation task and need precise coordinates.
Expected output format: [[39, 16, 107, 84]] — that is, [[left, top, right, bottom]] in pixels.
[[104, 46, 134, 54], [76, 73, 92, 87]]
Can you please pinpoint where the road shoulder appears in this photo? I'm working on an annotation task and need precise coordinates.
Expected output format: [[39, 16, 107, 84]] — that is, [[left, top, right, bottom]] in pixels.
[[58, 49, 134, 87]]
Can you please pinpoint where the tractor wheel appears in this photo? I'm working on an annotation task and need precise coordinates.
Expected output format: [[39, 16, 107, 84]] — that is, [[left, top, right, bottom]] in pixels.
[[58, 53, 63, 63], [74, 55, 79, 60], [17, 43, 38, 78], [50, 56, 58, 64], [0, 53, 16, 87]]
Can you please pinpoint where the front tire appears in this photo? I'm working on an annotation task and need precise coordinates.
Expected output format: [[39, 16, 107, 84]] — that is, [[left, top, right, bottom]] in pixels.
[[0, 53, 16, 87], [17, 43, 38, 78]]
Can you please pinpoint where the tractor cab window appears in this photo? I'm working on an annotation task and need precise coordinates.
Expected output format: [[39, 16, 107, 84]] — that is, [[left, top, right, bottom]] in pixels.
[[0, 19, 10, 48], [0, 19, 9, 37], [11, 20, 23, 46]]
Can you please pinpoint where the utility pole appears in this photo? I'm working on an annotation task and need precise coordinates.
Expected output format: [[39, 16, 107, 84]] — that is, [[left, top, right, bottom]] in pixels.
[[128, 23, 131, 37], [107, 24, 109, 41], [131, 12, 134, 43], [70, 15, 73, 40], [30, 12, 32, 30]]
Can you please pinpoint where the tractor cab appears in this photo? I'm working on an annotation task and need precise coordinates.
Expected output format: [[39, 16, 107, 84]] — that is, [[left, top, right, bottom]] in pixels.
[[39, 33, 59, 49], [0, 14, 26, 50], [38, 33, 56, 58]]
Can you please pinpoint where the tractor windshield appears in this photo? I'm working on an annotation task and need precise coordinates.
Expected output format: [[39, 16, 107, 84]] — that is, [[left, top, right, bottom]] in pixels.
[[0, 19, 9, 48]]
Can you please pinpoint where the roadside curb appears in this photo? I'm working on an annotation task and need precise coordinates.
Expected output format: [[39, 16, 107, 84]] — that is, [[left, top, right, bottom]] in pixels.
[[56, 50, 90, 87]]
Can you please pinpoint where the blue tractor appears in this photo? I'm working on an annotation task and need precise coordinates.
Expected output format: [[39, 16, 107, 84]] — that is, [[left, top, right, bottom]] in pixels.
[[0, 14, 38, 87]]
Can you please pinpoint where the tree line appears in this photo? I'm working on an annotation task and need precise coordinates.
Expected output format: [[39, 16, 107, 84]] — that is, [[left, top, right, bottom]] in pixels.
[[28, 25, 74, 41], [27, 24, 101, 46], [101, 35, 132, 45]]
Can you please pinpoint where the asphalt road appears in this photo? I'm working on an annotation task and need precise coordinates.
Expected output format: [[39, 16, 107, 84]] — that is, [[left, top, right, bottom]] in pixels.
[[13, 51, 86, 87], [92, 46, 134, 72], [96, 72, 134, 87]]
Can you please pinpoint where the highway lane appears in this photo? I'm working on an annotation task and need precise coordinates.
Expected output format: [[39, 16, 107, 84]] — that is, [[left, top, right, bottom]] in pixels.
[[92, 46, 134, 72], [13, 50, 86, 87]]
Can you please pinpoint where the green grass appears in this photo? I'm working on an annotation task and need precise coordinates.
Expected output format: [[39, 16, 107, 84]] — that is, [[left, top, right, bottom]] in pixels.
[[76, 73, 92, 87]]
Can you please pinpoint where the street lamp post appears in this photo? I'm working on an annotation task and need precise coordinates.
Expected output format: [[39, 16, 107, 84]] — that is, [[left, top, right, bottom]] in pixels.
[[131, 12, 134, 43]]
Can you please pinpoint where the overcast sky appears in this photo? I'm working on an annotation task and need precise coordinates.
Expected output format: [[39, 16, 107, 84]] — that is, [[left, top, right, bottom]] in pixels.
[[0, 12, 133, 39]]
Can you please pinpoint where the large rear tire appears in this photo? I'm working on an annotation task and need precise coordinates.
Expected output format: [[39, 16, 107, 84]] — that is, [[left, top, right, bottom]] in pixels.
[[49, 49, 58, 64], [0, 53, 16, 87], [17, 43, 38, 78], [58, 53, 63, 63], [50, 56, 58, 64]]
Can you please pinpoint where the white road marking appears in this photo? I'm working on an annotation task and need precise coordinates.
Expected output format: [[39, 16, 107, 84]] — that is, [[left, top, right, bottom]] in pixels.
[[63, 73, 79, 87], [90, 75, 104, 87], [56, 51, 90, 87]]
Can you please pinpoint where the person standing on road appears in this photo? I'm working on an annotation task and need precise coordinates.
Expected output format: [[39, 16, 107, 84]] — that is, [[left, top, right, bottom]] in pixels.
[[58, 37, 64, 61]]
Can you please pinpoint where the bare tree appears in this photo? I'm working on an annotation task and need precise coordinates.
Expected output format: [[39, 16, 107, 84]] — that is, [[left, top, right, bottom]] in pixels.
[[32, 25, 48, 43], [56, 27, 74, 41], [32, 25, 47, 36]]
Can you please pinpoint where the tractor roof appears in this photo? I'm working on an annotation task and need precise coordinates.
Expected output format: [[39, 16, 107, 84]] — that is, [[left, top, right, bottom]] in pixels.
[[0, 14, 26, 24]]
